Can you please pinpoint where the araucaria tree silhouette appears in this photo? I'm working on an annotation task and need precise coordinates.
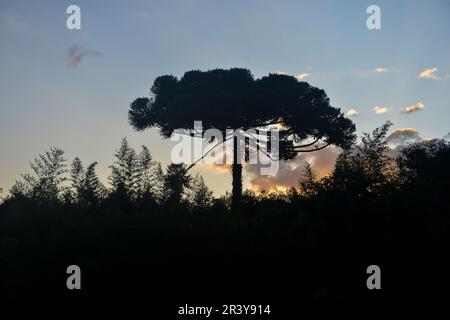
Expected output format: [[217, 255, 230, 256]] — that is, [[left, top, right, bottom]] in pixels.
[[128, 68, 356, 209]]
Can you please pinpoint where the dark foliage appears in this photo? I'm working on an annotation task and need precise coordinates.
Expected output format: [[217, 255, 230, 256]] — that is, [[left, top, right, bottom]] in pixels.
[[0, 126, 449, 301]]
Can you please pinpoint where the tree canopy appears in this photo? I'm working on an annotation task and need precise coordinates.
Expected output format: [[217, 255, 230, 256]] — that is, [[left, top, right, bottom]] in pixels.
[[129, 68, 355, 153]]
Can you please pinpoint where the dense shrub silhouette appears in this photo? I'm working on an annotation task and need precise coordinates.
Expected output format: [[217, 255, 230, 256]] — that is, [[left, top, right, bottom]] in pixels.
[[0, 124, 449, 300]]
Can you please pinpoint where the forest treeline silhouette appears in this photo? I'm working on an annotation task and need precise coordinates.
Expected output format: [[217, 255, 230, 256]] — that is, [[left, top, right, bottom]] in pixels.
[[5, 137, 214, 211], [1, 121, 449, 299]]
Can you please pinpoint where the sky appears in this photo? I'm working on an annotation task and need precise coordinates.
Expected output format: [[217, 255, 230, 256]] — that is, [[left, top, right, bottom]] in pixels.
[[1, 0, 449, 196]]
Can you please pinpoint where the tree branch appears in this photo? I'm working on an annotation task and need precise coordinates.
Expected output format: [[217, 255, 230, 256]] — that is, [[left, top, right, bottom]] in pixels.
[[292, 138, 320, 148], [184, 136, 233, 173], [294, 143, 330, 153]]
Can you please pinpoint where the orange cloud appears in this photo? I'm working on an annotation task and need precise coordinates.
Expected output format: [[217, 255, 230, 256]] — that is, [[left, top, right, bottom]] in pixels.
[[346, 108, 359, 117], [373, 67, 388, 73], [197, 163, 231, 173], [401, 102, 425, 113], [246, 146, 340, 192], [373, 106, 390, 114]]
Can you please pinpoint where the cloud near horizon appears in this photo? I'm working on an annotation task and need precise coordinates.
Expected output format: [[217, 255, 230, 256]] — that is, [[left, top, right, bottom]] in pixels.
[[195, 139, 341, 192], [273, 71, 288, 75], [386, 128, 421, 146], [197, 163, 231, 173], [272, 71, 310, 81], [246, 146, 341, 192], [198, 127, 432, 193], [295, 73, 310, 81]]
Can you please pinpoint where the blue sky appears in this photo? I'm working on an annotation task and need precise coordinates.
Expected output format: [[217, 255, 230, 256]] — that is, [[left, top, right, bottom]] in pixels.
[[1, 0, 449, 195]]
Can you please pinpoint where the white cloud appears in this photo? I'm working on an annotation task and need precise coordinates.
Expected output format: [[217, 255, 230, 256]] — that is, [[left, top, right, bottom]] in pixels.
[[373, 106, 390, 114], [346, 108, 359, 117], [271, 71, 311, 81], [418, 67, 441, 80], [295, 73, 310, 81], [273, 71, 288, 75], [373, 67, 388, 73], [387, 128, 421, 146], [401, 102, 425, 114], [387, 128, 424, 158]]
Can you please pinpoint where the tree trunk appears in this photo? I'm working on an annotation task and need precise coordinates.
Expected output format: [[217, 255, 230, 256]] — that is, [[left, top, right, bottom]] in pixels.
[[231, 136, 242, 211]]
